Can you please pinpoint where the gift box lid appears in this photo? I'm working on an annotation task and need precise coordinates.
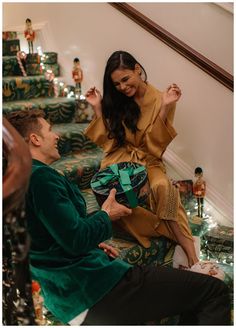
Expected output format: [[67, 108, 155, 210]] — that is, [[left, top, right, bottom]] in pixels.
[[91, 162, 148, 208]]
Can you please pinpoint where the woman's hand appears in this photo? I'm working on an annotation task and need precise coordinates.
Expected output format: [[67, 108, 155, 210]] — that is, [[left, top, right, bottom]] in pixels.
[[85, 87, 103, 118], [159, 83, 182, 122], [98, 242, 119, 258], [162, 83, 182, 107]]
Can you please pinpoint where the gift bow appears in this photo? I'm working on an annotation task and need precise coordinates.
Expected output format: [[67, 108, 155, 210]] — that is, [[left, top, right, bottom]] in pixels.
[[91, 164, 146, 208]]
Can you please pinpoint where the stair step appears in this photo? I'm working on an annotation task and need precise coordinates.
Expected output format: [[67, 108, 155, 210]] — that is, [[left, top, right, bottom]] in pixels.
[[3, 54, 60, 77], [3, 76, 54, 101], [53, 123, 97, 155], [3, 56, 22, 76], [81, 188, 100, 214], [51, 148, 103, 189], [25, 63, 60, 76], [3, 96, 76, 124], [26, 52, 58, 64]]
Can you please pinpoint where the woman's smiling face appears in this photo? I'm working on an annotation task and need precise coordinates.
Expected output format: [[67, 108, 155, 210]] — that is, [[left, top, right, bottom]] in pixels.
[[111, 65, 141, 97]]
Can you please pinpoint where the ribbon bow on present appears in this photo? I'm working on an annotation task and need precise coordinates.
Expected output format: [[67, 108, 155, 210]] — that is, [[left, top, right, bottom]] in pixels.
[[91, 163, 146, 208]]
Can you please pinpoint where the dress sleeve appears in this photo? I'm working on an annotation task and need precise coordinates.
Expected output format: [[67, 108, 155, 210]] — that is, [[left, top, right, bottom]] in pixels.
[[145, 103, 177, 158], [84, 116, 115, 153], [30, 167, 112, 256]]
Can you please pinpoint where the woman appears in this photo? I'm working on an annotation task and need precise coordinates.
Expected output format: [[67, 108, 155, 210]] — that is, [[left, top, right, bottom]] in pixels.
[[85, 50, 220, 276]]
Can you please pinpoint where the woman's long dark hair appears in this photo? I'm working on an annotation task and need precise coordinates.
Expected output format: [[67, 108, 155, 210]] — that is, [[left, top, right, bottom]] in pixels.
[[102, 50, 147, 147]]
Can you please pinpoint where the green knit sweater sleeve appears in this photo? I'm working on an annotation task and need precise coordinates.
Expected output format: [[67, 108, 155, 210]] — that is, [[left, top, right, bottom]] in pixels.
[[29, 166, 112, 256]]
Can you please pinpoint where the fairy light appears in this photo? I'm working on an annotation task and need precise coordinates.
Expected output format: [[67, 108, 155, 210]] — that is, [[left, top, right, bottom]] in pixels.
[[37, 46, 43, 56]]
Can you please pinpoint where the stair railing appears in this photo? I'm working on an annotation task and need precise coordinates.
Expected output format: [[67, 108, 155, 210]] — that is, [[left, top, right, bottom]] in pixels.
[[3, 118, 36, 325], [110, 3, 233, 91]]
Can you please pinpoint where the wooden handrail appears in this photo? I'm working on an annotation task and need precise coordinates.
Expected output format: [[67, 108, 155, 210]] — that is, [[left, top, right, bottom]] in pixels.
[[110, 3, 233, 91], [3, 118, 32, 215]]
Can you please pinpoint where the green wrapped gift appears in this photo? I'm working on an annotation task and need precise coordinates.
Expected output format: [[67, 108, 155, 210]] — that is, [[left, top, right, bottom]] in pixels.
[[3, 39, 20, 56], [91, 162, 150, 208]]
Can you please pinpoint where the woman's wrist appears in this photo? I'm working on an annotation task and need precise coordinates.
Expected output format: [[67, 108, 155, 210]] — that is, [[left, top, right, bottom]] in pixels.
[[159, 104, 170, 122], [93, 104, 102, 118]]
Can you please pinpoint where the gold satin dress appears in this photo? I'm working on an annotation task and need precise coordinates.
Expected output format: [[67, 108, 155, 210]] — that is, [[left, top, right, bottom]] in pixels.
[[85, 83, 193, 248]]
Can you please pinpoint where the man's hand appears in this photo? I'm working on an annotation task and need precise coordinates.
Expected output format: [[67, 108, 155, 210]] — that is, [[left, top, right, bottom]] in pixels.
[[102, 188, 132, 221], [98, 242, 119, 258]]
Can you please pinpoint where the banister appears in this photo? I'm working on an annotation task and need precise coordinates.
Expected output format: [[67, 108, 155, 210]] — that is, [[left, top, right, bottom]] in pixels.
[[110, 3, 233, 91], [3, 117, 32, 215]]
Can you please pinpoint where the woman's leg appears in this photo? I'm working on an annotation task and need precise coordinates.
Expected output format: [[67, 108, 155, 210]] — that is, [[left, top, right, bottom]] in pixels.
[[148, 166, 198, 267], [168, 220, 198, 267]]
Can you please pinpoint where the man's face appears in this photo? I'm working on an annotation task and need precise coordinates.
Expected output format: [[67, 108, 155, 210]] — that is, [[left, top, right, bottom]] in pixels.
[[37, 118, 60, 164]]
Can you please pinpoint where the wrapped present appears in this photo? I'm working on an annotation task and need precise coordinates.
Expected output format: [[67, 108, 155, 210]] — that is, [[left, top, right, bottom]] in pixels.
[[3, 39, 20, 56], [91, 162, 150, 208], [202, 225, 233, 254], [26, 52, 57, 64], [25, 63, 60, 76], [2, 31, 18, 40]]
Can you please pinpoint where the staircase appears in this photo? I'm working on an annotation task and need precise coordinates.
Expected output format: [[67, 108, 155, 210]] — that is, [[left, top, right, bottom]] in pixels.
[[2, 32, 233, 325]]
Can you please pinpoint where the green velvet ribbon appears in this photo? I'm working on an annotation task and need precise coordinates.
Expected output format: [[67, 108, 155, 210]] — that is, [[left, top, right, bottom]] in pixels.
[[91, 164, 146, 208]]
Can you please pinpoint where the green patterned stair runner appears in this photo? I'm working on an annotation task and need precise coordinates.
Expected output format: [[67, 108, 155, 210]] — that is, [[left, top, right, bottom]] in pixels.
[[3, 76, 54, 101], [25, 63, 60, 76], [3, 97, 76, 124], [3, 51, 59, 77], [3, 56, 22, 76], [26, 52, 58, 64], [51, 148, 103, 190], [53, 123, 98, 155]]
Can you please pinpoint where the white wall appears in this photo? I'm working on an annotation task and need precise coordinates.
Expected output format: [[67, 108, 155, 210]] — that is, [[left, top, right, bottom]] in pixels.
[[131, 2, 233, 74], [3, 2, 233, 224]]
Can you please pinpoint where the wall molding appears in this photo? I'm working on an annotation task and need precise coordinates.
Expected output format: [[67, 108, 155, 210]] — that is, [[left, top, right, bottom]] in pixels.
[[3, 21, 48, 33], [110, 2, 233, 91], [163, 149, 233, 225]]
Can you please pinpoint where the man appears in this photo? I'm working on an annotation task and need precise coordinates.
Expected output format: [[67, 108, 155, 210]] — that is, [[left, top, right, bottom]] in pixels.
[[7, 109, 230, 325]]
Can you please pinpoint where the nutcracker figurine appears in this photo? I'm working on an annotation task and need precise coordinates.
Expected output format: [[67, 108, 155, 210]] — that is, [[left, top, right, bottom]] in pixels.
[[24, 18, 35, 54], [193, 167, 206, 218], [72, 57, 83, 95]]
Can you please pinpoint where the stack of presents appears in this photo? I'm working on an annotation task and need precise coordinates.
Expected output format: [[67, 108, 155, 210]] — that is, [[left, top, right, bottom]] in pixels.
[[3, 30, 233, 325]]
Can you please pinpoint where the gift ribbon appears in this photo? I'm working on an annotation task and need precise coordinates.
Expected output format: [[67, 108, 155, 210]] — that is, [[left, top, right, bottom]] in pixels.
[[91, 164, 146, 208]]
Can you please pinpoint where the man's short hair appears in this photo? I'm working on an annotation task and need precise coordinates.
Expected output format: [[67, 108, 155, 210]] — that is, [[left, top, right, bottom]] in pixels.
[[6, 109, 45, 142]]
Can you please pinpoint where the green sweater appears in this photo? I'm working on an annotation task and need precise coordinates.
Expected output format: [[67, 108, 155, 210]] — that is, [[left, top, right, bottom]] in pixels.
[[27, 159, 131, 324]]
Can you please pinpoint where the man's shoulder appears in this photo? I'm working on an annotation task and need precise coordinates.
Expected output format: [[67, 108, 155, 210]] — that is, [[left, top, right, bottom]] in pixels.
[[31, 164, 63, 184]]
